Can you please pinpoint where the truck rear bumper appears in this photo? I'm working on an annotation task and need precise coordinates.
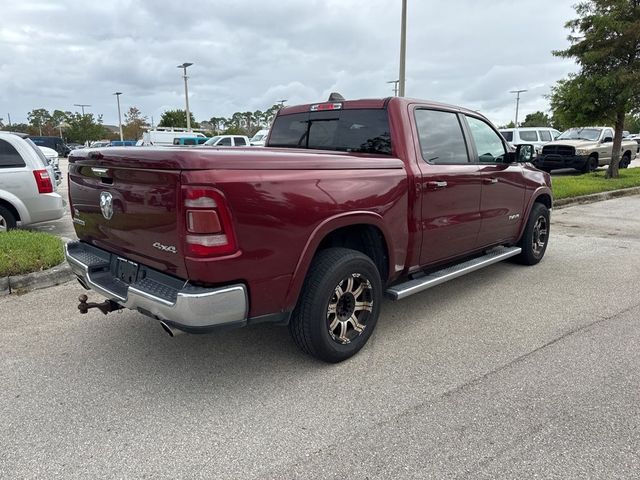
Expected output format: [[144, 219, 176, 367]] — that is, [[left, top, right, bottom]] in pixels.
[[65, 241, 248, 332]]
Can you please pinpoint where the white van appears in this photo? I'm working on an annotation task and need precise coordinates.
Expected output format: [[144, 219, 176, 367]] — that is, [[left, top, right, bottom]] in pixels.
[[250, 129, 270, 146], [140, 128, 207, 146], [499, 127, 561, 155]]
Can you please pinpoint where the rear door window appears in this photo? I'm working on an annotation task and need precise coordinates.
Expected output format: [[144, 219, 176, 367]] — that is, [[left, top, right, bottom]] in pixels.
[[538, 130, 551, 142], [268, 109, 392, 155], [414, 109, 469, 164], [518, 130, 538, 142], [234, 137, 247, 146], [0, 139, 26, 168]]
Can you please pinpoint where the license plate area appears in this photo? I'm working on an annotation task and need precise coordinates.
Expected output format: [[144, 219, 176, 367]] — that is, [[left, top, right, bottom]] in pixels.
[[115, 257, 139, 285]]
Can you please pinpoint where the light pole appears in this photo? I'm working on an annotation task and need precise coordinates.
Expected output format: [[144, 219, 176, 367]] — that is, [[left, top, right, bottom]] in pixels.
[[113, 92, 123, 141], [73, 104, 91, 145], [398, 0, 407, 97], [277, 99, 287, 107], [177, 63, 193, 131], [387, 80, 400, 96], [509, 89, 527, 128]]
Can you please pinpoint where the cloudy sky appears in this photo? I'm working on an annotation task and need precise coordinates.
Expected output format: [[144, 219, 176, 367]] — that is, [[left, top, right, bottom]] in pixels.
[[1, 0, 578, 127]]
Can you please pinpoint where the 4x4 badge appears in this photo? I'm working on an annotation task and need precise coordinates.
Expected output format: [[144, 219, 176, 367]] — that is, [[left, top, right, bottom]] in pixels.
[[100, 192, 113, 220]]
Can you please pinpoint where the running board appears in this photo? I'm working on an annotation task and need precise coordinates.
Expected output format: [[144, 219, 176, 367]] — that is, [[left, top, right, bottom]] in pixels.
[[386, 246, 522, 300]]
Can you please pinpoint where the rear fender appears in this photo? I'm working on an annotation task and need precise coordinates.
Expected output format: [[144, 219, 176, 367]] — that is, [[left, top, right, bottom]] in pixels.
[[283, 211, 396, 312], [0, 191, 30, 225]]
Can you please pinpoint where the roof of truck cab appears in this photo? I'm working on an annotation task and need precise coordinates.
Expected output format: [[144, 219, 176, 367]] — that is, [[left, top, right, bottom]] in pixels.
[[278, 97, 484, 117]]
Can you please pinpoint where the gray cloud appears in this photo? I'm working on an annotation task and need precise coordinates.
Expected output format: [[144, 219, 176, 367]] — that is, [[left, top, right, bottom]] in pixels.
[[0, 0, 577, 127]]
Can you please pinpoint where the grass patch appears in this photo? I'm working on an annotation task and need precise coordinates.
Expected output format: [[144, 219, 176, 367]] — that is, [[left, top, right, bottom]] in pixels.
[[552, 168, 640, 200], [0, 230, 64, 277]]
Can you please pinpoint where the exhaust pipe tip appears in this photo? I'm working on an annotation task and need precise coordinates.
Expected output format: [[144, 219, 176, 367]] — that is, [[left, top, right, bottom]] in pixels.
[[160, 321, 185, 337]]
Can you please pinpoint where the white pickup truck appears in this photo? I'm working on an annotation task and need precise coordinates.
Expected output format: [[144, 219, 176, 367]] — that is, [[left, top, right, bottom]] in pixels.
[[535, 127, 639, 173]]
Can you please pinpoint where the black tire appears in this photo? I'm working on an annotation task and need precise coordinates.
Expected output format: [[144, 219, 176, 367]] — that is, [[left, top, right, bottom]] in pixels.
[[0, 205, 17, 232], [289, 247, 382, 363], [516, 203, 550, 265], [620, 153, 631, 169], [582, 155, 598, 173]]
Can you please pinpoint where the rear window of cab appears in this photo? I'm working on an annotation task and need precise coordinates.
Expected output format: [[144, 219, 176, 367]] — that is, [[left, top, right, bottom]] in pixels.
[[268, 109, 392, 155]]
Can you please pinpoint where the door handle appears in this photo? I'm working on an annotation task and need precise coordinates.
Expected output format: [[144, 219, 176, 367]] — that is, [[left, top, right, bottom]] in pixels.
[[484, 177, 499, 185], [426, 181, 448, 189]]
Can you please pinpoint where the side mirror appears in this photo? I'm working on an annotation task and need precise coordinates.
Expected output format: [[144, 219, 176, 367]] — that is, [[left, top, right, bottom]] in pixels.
[[602, 137, 613, 143], [504, 144, 534, 163]]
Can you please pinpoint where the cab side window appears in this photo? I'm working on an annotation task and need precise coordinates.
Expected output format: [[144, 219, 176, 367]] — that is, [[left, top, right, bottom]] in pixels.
[[218, 137, 232, 146], [466, 116, 506, 163], [0, 139, 26, 168], [414, 109, 469, 164], [539, 130, 551, 142], [234, 137, 247, 146]]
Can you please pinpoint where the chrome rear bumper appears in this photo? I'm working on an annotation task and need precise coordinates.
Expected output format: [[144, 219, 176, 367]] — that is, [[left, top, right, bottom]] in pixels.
[[65, 241, 248, 331]]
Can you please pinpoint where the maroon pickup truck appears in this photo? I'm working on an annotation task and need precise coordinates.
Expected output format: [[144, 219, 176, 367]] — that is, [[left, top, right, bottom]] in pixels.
[[66, 96, 552, 362]]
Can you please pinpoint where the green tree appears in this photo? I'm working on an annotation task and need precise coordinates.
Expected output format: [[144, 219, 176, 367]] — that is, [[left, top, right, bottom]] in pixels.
[[625, 113, 640, 133], [552, 0, 640, 178], [65, 113, 108, 144], [27, 108, 54, 136], [158, 109, 197, 129], [122, 106, 148, 140], [521, 111, 552, 127], [499, 121, 516, 129]]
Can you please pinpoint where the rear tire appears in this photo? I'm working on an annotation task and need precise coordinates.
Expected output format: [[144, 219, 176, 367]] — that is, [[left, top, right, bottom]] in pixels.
[[289, 248, 382, 363], [0, 205, 17, 232], [516, 203, 549, 265], [620, 153, 631, 169]]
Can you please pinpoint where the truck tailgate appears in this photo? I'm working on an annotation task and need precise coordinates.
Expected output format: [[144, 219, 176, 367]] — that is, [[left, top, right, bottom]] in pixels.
[[68, 160, 187, 279]]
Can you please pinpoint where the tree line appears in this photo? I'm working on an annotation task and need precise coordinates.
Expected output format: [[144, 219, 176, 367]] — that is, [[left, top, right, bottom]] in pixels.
[[0, 103, 284, 144]]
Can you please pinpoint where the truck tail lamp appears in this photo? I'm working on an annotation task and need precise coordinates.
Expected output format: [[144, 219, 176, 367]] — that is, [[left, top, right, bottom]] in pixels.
[[182, 187, 238, 257], [33, 169, 54, 194]]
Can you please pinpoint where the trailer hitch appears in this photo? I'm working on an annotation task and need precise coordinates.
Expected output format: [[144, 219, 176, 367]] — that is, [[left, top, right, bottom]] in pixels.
[[77, 294, 123, 315]]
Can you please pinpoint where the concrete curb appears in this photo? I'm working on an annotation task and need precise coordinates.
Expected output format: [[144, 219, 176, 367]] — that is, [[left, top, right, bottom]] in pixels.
[[555, 187, 640, 209], [1, 236, 75, 296]]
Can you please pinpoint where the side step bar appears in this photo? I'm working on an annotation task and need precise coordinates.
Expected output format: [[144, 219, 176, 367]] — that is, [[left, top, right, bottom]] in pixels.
[[386, 246, 522, 300]]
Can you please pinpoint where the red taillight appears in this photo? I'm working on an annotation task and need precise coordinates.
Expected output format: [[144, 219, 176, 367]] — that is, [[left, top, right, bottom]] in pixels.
[[182, 187, 237, 257], [33, 169, 53, 194]]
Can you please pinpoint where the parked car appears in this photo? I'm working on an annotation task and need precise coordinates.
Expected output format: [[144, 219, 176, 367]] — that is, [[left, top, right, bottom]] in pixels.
[[29, 136, 71, 156], [0, 132, 64, 231], [536, 127, 640, 173], [65, 95, 551, 363], [172, 136, 209, 146], [140, 129, 207, 146], [89, 140, 111, 148], [109, 140, 138, 147], [499, 127, 561, 156], [203, 135, 251, 147], [36, 146, 62, 185], [249, 129, 269, 146]]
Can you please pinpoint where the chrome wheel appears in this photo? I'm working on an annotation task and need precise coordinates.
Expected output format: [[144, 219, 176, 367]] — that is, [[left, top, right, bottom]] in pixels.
[[326, 273, 373, 344], [532, 216, 548, 256]]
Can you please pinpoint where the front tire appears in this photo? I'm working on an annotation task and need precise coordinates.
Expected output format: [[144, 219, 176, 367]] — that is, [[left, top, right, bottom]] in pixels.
[[620, 153, 631, 169], [0, 205, 17, 232], [582, 155, 598, 173], [516, 203, 550, 265], [289, 248, 382, 363]]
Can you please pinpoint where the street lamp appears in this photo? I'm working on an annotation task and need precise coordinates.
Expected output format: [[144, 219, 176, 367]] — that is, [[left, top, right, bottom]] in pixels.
[[509, 89, 527, 128], [177, 62, 193, 131], [277, 99, 287, 107], [398, 0, 407, 97], [113, 92, 123, 141]]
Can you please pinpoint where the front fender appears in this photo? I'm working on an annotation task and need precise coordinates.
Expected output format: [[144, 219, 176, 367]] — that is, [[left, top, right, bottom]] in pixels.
[[0, 191, 31, 225], [517, 186, 553, 241], [283, 211, 400, 312]]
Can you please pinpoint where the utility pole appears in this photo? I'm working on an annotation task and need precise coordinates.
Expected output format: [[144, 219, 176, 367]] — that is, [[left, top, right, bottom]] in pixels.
[[7, 113, 11, 127], [387, 80, 400, 96], [509, 89, 527, 128], [177, 63, 193, 131], [398, 0, 407, 97], [74, 103, 91, 116], [113, 92, 123, 141]]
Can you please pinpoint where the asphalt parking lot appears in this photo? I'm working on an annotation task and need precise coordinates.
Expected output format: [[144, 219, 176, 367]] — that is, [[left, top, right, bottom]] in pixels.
[[2, 194, 640, 478]]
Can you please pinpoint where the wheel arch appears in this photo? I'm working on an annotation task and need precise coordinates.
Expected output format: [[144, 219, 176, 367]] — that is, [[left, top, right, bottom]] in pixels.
[[283, 212, 395, 312], [516, 187, 552, 242], [0, 192, 29, 224]]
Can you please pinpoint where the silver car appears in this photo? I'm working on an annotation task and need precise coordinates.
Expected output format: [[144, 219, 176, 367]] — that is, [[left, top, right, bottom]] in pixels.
[[0, 132, 64, 231]]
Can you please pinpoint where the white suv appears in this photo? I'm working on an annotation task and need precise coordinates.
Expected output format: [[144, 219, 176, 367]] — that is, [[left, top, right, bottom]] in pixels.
[[0, 132, 64, 231], [499, 127, 561, 155], [203, 135, 251, 147]]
